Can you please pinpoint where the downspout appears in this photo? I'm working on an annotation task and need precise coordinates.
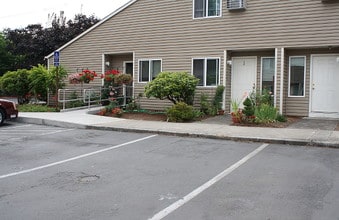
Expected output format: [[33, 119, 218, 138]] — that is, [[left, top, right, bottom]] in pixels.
[[279, 48, 285, 114], [274, 48, 278, 108], [101, 54, 105, 86], [132, 51, 135, 98], [223, 50, 227, 110]]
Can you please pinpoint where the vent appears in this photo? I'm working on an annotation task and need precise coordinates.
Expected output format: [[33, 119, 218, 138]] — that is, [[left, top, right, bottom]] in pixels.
[[227, 0, 246, 10]]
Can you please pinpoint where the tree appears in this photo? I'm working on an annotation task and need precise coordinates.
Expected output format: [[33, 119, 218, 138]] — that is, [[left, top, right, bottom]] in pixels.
[[144, 72, 199, 105], [0, 33, 16, 76], [3, 14, 100, 70]]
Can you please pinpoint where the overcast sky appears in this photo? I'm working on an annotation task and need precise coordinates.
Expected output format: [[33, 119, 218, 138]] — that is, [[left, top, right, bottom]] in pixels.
[[0, 0, 130, 30]]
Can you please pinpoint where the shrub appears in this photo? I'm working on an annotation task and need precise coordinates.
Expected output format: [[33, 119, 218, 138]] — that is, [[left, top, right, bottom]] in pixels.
[[105, 100, 120, 113], [276, 113, 287, 122], [200, 93, 210, 115], [243, 97, 255, 117], [48, 66, 68, 96], [166, 102, 199, 122], [0, 69, 31, 104], [212, 85, 225, 111], [250, 89, 273, 107], [144, 72, 199, 105], [29, 65, 49, 102], [254, 104, 277, 123]]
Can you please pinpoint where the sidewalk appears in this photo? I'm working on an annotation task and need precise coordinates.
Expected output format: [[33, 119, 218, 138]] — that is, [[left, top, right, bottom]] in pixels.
[[17, 107, 339, 148]]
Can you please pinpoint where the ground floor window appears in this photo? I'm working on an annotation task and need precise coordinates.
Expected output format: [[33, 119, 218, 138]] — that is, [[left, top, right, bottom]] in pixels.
[[139, 59, 162, 82], [193, 58, 220, 86], [289, 56, 306, 97], [261, 57, 275, 94]]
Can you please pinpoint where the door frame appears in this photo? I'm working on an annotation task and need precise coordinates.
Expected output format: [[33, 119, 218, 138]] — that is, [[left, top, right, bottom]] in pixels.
[[123, 61, 133, 74], [231, 56, 257, 110], [309, 54, 339, 118]]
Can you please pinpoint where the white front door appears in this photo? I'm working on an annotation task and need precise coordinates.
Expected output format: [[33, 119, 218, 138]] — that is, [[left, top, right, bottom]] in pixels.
[[231, 57, 257, 109], [311, 55, 339, 118]]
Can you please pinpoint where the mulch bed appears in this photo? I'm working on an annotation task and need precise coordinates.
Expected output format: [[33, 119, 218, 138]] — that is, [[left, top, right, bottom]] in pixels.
[[120, 112, 168, 121], [231, 117, 301, 128], [105, 111, 302, 128]]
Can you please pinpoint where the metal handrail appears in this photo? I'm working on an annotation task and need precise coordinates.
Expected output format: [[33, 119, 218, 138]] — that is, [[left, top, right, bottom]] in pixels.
[[57, 84, 133, 110]]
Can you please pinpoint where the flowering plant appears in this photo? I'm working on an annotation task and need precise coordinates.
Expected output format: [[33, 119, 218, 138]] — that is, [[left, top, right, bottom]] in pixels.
[[103, 69, 120, 82], [69, 69, 98, 84], [69, 73, 82, 84], [80, 69, 97, 83]]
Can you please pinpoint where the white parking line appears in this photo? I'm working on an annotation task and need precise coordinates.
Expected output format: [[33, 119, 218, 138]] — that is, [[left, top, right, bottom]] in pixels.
[[0, 134, 158, 180], [148, 143, 270, 220]]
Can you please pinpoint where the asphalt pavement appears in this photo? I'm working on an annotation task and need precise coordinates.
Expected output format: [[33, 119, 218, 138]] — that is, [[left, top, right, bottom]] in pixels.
[[16, 107, 339, 148]]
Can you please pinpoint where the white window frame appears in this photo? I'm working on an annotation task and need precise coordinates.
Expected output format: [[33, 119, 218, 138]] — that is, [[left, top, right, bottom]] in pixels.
[[192, 57, 221, 87], [260, 57, 275, 94], [193, 0, 222, 19], [288, 56, 306, 97], [138, 59, 162, 83]]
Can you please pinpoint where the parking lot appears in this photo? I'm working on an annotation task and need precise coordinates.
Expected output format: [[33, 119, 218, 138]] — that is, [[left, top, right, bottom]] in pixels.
[[1, 122, 339, 220]]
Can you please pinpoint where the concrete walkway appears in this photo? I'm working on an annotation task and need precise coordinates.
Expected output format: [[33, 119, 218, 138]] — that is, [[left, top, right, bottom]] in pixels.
[[16, 107, 339, 148]]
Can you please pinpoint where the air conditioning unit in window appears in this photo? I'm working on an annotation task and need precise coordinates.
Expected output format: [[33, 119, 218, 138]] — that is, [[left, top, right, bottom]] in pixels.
[[227, 0, 246, 10]]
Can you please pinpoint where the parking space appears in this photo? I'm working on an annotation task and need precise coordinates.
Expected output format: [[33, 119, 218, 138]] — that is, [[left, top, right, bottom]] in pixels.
[[1, 123, 338, 219]]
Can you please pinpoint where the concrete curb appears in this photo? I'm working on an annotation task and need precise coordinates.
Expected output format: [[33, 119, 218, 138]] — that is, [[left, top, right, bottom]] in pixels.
[[16, 117, 339, 149], [16, 117, 87, 129]]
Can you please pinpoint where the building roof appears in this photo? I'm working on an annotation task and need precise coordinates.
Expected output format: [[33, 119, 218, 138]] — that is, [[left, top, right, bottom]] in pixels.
[[45, 0, 137, 59]]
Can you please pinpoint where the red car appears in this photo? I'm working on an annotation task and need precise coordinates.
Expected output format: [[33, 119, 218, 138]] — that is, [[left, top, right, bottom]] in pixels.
[[0, 99, 18, 125]]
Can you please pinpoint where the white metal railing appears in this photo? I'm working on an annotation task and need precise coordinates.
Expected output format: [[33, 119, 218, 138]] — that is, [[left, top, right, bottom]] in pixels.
[[57, 84, 133, 110]]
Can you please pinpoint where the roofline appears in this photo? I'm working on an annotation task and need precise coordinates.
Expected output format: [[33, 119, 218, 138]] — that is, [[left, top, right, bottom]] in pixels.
[[45, 0, 137, 59]]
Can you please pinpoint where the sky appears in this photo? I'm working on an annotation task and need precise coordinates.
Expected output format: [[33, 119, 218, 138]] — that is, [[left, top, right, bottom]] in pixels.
[[0, 0, 130, 30]]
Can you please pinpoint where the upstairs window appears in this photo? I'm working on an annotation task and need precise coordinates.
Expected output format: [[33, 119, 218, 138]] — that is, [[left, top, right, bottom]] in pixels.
[[193, 58, 220, 86], [139, 59, 162, 82], [194, 0, 221, 18]]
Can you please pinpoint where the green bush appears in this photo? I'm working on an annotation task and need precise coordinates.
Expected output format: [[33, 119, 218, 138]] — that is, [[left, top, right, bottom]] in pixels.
[[29, 65, 49, 101], [105, 100, 120, 113], [200, 93, 210, 115], [243, 97, 255, 117], [0, 69, 31, 104], [144, 72, 199, 105], [276, 113, 287, 122], [255, 104, 277, 123], [166, 102, 199, 122], [212, 85, 225, 110]]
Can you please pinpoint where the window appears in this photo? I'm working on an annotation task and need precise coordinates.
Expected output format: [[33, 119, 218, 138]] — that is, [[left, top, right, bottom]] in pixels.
[[289, 56, 306, 97], [261, 57, 275, 94], [139, 59, 162, 82], [194, 0, 221, 18], [193, 58, 220, 86]]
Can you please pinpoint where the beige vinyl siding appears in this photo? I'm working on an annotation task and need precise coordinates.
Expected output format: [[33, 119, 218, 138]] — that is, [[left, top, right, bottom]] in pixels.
[[49, 0, 339, 111]]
